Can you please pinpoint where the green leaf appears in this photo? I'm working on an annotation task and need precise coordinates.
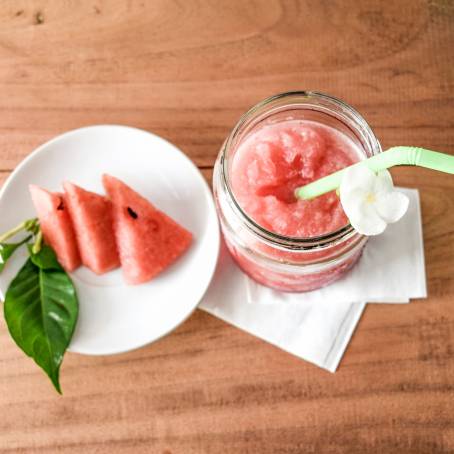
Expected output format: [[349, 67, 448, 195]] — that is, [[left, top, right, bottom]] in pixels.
[[4, 246, 78, 393], [0, 236, 31, 273], [28, 244, 61, 270]]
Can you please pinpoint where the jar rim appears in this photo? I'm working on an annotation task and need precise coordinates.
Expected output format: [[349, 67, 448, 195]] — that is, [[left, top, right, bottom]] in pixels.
[[221, 90, 382, 250]]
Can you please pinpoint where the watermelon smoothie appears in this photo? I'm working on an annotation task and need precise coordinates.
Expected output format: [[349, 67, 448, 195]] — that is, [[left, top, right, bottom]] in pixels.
[[213, 92, 381, 292], [231, 120, 359, 238]]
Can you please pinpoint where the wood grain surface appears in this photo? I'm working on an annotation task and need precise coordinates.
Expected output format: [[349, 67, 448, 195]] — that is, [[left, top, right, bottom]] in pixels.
[[1, 1, 454, 453]]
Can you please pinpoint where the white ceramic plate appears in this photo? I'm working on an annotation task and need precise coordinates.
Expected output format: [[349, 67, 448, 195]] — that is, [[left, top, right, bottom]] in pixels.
[[0, 125, 220, 355]]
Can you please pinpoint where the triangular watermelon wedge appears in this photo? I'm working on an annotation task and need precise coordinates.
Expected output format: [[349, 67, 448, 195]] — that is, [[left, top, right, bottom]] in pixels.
[[102, 174, 193, 285], [29, 185, 81, 271], [63, 182, 120, 275]]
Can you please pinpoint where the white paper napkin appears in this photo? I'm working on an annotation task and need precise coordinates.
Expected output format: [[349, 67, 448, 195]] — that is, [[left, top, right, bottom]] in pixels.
[[199, 188, 426, 372]]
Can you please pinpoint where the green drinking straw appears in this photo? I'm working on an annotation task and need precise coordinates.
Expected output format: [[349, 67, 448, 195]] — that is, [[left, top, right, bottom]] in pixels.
[[295, 146, 454, 200]]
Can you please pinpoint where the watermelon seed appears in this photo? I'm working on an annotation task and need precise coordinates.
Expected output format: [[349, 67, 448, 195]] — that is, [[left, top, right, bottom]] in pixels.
[[127, 207, 138, 219], [57, 199, 65, 211]]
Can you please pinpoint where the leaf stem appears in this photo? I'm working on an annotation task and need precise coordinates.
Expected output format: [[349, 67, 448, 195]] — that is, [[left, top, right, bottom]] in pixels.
[[32, 230, 43, 255], [0, 218, 38, 243], [0, 221, 27, 243], [24, 218, 39, 235]]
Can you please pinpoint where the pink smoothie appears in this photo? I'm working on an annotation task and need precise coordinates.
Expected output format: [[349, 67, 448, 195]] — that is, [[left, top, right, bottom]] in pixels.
[[231, 120, 361, 237]]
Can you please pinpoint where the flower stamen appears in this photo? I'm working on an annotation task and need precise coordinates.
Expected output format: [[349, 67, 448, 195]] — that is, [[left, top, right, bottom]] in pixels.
[[365, 192, 376, 204]]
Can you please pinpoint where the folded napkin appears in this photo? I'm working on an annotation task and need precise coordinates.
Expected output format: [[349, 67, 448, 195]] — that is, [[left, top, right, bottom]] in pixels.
[[199, 188, 426, 372]]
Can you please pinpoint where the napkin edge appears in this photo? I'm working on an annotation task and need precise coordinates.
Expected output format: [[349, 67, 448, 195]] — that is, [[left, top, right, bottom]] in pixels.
[[324, 302, 366, 372], [413, 189, 428, 299]]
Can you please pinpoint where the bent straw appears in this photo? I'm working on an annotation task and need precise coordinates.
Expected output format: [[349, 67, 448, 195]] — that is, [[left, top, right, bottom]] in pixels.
[[295, 146, 454, 200]]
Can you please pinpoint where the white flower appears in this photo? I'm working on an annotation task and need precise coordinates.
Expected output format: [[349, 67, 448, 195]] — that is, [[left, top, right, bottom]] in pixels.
[[339, 164, 409, 236]]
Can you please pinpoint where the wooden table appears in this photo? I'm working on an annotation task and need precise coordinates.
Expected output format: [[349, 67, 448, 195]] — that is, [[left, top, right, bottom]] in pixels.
[[1, 1, 453, 452]]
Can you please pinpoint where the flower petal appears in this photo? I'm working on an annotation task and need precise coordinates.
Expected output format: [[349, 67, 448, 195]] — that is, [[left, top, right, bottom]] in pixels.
[[375, 191, 410, 224], [340, 188, 387, 236], [373, 169, 394, 196], [340, 162, 376, 196]]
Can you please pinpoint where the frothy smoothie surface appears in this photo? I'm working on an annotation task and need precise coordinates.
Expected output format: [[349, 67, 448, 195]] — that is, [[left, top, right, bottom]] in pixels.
[[231, 120, 362, 237]]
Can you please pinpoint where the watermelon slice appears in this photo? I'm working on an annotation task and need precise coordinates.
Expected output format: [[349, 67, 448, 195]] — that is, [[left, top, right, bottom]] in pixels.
[[63, 182, 120, 275], [102, 174, 193, 285], [29, 185, 81, 271]]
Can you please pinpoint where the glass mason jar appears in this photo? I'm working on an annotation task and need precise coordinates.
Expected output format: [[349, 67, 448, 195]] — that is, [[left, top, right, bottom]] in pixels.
[[213, 91, 381, 292]]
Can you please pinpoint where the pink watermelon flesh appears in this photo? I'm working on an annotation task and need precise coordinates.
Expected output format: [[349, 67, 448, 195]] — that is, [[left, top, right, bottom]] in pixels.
[[29, 185, 81, 271], [63, 182, 120, 275], [102, 174, 193, 285]]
